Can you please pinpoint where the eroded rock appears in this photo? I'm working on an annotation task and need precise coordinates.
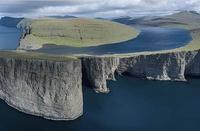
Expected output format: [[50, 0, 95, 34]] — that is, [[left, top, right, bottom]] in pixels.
[[0, 57, 83, 120]]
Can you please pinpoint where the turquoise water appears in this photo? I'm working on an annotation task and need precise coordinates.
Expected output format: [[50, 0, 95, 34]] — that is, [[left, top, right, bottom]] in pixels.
[[0, 76, 200, 131], [0, 25, 21, 50]]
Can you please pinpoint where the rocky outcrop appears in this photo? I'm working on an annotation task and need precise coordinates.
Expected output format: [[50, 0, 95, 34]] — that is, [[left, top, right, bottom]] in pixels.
[[81, 50, 200, 93], [117, 52, 187, 81], [185, 51, 200, 75], [82, 57, 119, 93], [0, 57, 83, 120]]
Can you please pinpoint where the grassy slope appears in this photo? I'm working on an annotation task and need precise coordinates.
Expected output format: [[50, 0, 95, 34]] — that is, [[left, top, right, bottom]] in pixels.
[[20, 18, 138, 48], [109, 11, 200, 57], [0, 17, 24, 28], [134, 11, 200, 52], [174, 29, 200, 51], [162, 12, 200, 52]]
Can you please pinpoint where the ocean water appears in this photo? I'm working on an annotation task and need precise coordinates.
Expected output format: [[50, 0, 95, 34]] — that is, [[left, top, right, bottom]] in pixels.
[[0, 25, 21, 50], [0, 76, 200, 131]]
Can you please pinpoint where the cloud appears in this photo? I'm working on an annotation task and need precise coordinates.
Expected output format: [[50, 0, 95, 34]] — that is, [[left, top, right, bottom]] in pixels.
[[0, 0, 200, 18]]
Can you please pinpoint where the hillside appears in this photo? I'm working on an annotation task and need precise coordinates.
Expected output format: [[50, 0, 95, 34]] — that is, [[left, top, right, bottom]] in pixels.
[[112, 11, 200, 30], [19, 18, 138, 49], [112, 11, 200, 53], [0, 17, 23, 28], [152, 11, 200, 51]]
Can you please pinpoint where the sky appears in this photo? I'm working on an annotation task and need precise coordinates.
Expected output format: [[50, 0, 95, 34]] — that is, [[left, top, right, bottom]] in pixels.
[[0, 0, 200, 18]]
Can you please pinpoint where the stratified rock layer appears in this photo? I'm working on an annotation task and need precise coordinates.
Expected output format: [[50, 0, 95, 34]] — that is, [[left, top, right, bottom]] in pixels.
[[0, 57, 83, 120], [81, 50, 200, 93], [82, 57, 119, 93]]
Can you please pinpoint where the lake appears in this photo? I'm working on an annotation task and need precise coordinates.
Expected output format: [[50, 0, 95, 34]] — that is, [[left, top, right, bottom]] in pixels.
[[0, 76, 200, 131], [38, 26, 192, 55], [0, 25, 192, 55], [0, 25, 21, 50]]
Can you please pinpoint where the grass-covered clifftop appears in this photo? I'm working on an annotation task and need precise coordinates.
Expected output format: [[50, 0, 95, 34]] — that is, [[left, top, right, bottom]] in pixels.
[[0, 51, 77, 61], [19, 18, 138, 49]]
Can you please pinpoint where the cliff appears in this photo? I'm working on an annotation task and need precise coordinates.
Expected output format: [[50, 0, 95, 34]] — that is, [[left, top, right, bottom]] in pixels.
[[0, 53, 83, 120], [82, 57, 119, 93], [0, 49, 200, 120], [81, 50, 200, 93]]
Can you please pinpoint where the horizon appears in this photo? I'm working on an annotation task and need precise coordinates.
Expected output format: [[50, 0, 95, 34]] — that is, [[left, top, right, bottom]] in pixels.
[[0, 0, 200, 18], [0, 10, 199, 19]]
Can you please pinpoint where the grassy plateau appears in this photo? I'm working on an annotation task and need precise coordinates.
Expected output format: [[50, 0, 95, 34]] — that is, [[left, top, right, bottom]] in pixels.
[[0, 51, 77, 61], [19, 18, 138, 48]]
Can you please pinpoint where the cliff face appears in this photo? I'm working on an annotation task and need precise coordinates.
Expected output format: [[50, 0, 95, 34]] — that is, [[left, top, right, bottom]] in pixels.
[[82, 57, 119, 93], [0, 50, 199, 120], [118, 52, 187, 81], [0, 57, 83, 120], [81, 50, 200, 93], [184, 51, 200, 75]]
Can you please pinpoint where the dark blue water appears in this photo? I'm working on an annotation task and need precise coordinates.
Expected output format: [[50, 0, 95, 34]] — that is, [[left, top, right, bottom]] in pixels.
[[38, 27, 192, 55], [0, 76, 200, 131], [0, 25, 21, 50]]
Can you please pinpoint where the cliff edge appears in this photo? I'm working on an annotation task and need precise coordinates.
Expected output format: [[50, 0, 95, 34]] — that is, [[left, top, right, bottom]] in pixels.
[[81, 50, 200, 93]]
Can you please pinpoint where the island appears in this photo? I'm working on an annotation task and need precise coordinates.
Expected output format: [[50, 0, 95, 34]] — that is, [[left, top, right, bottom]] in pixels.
[[0, 11, 200, 121]]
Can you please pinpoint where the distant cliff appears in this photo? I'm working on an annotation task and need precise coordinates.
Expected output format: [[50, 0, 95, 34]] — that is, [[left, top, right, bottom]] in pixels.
[[0, 53, 83, 120], [81, 50, 200, 93], [0, 17, 23, 28]]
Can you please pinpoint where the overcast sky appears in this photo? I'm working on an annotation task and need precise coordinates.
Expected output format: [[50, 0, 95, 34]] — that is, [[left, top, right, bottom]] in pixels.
[[0, 0, 200, 18]]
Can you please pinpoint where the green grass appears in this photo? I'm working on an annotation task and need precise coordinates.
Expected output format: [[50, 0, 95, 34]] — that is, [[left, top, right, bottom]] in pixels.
[[0, 51, 77, 61], [16, 12, 200, 58], [20, 18, 139, 48], [175, 29, 200, 51]]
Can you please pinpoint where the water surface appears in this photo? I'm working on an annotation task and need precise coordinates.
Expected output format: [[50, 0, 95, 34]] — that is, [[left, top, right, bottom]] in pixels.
[[38, 27, 192, 55], [0, 76, 200, 131], [0, 25, 21, 50], [0, 26, 192, 55]]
